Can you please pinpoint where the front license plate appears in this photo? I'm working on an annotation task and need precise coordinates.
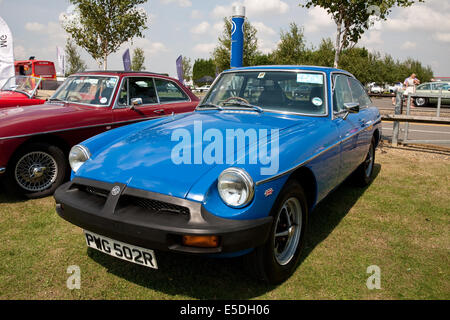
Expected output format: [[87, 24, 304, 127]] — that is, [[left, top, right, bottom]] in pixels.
[[83, 230, 158, 269]]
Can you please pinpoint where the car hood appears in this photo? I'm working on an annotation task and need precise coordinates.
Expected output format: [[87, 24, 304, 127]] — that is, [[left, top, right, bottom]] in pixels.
[[0, 90, 29, 100], [78, 110, 317, 199], [0, 102, 102, 138]]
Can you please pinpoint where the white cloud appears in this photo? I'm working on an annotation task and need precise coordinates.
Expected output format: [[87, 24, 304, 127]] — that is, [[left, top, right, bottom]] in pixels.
[[242, 0, 288, 16], [304, 7, 334, 33], [212, 0, 289, 18], [253, 22, 276, 36], [190, 21, 210, 35], [193, 43, 216, 54], [434, 33, 450, 43], [401, 41, 417, 49], [25, 22, 46, 32], [212, 5, 230, 18], [359, 31, 384, 47], [161, 0, 192, 8], [190, 9, 202, 19], [385, 5, 450, 32], [14, 45, 27, 60]]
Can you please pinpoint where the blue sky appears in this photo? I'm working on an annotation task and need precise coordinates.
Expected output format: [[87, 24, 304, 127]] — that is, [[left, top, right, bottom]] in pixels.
[[1, 0, 449, 78]]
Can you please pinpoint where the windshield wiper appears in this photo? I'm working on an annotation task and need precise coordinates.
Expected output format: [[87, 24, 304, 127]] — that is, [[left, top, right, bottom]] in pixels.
[[196, 103, 224, 111], [221, 101, 263, 113], [48, 98, 65, 102]]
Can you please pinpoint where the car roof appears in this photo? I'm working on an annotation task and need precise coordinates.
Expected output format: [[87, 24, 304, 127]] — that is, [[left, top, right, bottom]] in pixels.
[[73, 70, 169, 77], [223, 65, 351, 75]]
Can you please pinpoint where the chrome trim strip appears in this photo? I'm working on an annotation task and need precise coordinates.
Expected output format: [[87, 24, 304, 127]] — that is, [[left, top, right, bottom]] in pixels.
[[113, 76, 192, 109], [255, 123, 374, 186], [0, 167, 5, 175], [0, 115, 166, 141], [199, 69, 329, 117]]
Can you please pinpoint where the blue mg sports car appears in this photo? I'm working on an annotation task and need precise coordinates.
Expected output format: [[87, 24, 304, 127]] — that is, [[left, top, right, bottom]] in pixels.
[[54, 66, 381, 284]]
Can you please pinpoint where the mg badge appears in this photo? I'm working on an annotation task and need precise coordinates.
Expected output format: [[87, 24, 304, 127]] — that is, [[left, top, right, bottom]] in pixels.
[[111, 186, 121, 196], [264, 188, 274, 197]]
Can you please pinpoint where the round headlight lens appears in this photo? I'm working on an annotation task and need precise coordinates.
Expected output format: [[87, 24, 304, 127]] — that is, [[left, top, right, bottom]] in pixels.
[[69, 145, 91, 173], [217, 168, 254, 207]]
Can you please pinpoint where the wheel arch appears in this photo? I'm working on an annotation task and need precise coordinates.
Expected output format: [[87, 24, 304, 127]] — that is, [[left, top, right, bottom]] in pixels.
[[8, 134, 71, 165], [287, 166, 318, 212]]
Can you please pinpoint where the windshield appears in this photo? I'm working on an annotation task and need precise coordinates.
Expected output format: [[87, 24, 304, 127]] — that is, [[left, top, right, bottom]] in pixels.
[[1, 76, 42, 97], [202, 71, 326, 115], [51, 75, 118, 106]]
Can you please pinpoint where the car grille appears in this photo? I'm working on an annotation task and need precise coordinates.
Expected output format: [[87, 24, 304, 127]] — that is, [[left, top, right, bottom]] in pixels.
[[119, 195, 190, 216]]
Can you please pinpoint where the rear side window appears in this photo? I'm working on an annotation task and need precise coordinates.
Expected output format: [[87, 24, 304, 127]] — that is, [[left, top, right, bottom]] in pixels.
[[154, 78, 189, 103], [348, 78, 372, 108]]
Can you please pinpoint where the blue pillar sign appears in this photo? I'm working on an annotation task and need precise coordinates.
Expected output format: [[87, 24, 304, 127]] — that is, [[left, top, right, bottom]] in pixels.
[[230, 5, 245, 68]]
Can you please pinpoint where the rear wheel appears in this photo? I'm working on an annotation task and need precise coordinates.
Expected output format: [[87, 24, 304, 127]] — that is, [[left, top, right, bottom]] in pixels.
[[414, 97, 428, 107], [4, 142, 68, 198], [244, 180, 308, 284], [353, 137, 376, 186]]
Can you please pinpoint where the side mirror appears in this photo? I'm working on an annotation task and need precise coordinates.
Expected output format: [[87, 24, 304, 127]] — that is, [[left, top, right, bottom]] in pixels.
[[342, 102, 360, 120], [130, 98, 143, 109]]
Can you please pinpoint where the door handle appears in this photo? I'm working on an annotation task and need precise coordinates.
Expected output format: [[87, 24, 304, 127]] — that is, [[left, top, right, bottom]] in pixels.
[[154, 109, 165, 114]]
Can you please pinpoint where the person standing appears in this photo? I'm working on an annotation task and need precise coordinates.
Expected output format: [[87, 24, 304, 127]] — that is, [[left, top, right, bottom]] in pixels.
[[404, 73, 420, 108]]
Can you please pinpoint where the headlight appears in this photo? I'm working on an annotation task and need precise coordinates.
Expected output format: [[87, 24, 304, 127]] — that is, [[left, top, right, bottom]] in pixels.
[[217, 168, 254, 208], [69, 145, 91, 173]]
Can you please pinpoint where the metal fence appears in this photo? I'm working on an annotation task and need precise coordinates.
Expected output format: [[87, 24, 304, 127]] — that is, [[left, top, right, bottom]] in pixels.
[[382, 91, 450, 146]]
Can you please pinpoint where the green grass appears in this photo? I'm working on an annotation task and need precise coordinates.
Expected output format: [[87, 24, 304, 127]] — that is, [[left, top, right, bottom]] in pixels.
[[0, 146, 449, 299]]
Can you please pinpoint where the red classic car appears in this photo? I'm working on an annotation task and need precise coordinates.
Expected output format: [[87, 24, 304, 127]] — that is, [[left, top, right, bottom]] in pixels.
[[0, 76, 49, 108], [0, 71, 199, 198]]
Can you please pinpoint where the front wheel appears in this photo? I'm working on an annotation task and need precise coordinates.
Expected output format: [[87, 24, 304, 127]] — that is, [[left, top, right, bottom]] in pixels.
[[4, 142, 68, 198], [244, 180, 308, 284]]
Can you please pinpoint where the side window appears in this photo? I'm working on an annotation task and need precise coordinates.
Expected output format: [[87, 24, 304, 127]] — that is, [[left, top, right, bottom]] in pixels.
[[349, 78, 371, 108], [128, 77, 158, 105], [118, 78, 128, 106], [154, 79, 189, 103], [333, 75, 353, 113], [419, 83, 431, 90]]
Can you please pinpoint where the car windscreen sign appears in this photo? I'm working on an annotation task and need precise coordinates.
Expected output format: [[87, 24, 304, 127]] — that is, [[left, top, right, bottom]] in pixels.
[[297, 73, 323, 84]]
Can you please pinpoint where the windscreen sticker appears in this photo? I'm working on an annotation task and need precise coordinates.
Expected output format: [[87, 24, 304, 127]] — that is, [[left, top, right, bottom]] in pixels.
[[312, 97, 323, 106], [100, 97, 108, 104], [297, 74, 323, 84], [257, 72, 266, 79]]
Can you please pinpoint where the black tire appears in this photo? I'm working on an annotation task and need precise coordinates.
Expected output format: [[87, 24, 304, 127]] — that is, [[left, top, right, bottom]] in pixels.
[[3, 142, 68, 199], [353, 137, 376, 186], [244, 180, 308, 284], [414, 97, 428, 107]]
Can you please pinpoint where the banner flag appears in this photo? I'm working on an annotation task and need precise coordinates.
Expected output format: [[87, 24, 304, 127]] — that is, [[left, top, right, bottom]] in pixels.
[[0, 16, 15, 88], [176, 55, 183, 84], [123, 49, 131, 71], [56, 46, 66, 76]]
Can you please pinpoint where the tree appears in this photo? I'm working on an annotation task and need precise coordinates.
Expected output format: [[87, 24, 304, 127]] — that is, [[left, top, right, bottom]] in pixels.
[[193, 59, 215, 85], [212, 18, 259, 72], [131, 48, 146, 71], [182, 57, 192, 82], [273, 23, 307, 65], [65, 38, 87, 76], [301, 0, 424, 68], [62, 0, 148, 70], [307, 38, 335, 67]]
